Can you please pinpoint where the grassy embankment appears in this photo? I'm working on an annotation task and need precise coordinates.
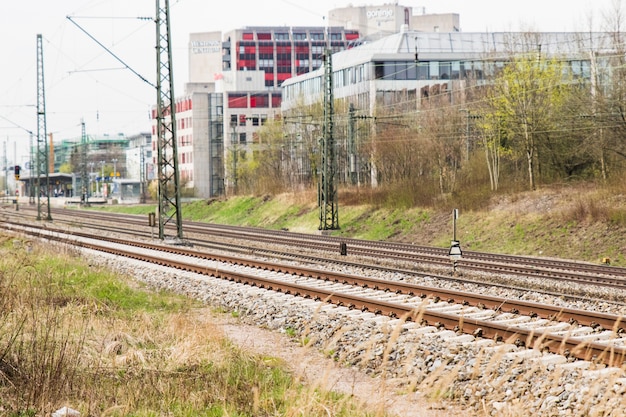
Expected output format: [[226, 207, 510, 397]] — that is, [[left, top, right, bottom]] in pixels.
[[97, 183, 626, 265], [0, 235, 377, 416]]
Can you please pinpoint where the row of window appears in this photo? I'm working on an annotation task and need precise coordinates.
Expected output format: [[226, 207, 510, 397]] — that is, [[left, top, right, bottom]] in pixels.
[[229, 113, 269, 127], [179, 117, 192, 130], [237, 46, 330, 62], [372, 60, 593, 82], [242, 31, 358, 42], [284, 58, 595, 100], [238, 43, 342, 56], [227, 93, 282, 109], [180, 167, 193, 182], [180, 135, 192, 147], [150, 121, 191, 137], [150, 98, 192, 120], [239, 59, 320, 71]]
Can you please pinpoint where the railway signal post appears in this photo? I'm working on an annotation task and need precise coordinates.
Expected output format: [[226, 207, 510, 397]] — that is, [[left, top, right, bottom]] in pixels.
[[449, 209, 462, 273]]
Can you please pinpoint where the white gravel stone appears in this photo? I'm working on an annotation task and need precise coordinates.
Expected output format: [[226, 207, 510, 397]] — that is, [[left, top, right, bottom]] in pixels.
[[13, 222, 626, 417]]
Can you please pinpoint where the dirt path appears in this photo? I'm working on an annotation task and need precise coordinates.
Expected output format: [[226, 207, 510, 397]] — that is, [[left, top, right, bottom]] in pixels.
[[217, 316, 471, 417]]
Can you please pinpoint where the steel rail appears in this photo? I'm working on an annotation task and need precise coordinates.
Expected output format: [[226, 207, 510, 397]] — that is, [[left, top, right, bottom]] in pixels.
[[30, 206, 626, 280], [7, 222, 626, 367], [4, 220, 625, 332]]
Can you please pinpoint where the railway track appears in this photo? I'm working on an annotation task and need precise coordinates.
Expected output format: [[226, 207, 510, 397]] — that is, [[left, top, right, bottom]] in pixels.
[[5, 220, 626, 368], [4, 207, 626, 312], [6, 205, 626, 291]]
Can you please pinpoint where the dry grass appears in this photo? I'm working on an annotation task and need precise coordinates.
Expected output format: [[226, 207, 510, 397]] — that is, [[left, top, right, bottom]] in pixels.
[[5, 180, 626, 416], [0, 237, 377, 417]]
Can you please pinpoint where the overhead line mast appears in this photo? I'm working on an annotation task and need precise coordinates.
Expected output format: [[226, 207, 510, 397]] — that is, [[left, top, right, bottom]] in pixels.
[[318, 47, 339, 231], [67, 5, 183, 240], [36, 34, 52, 221], [80, 120, 89, 206], [155, 0, 183, 241]]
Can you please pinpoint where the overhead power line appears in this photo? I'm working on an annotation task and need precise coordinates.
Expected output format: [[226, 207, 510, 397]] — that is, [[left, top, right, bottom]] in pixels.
[[66, 15, 156, 89]]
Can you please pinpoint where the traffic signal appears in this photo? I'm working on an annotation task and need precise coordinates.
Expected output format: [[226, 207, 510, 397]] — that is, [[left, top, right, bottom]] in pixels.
[[14, 165, 20, 180]]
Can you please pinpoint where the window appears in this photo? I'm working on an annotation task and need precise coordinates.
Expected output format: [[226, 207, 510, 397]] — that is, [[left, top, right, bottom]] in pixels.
[[417, 62, 429, 80], [239, 132, 246, 144], [429, 61, 439, 79], [439, 62, 451, 79], [374, 61, 420, 80], [311, 45, 324, 55], [271, 93, 282, 108], [451, 61, 461, 79], [250, 94, 269, 107], [258, 43, 274, 54], [228, 93, 247, 108], [261, 114, 268, 125], [383, 62, 396, 79], [239, 114, 247, 126], [259, 59, 274, 69], [230, 114, 237, 126], [251, 114, 259, 126]]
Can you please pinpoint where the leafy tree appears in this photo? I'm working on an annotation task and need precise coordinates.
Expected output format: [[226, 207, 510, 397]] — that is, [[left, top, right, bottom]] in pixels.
[[488, 49, 571, 190], [58, 163, 73, 174], [591, 2, 626, 180], [474, 111, 510, 191]]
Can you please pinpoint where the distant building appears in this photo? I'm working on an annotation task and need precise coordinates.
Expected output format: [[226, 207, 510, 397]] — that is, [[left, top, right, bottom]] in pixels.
[[328, 4, 459, 38], [281, 30, 611, 186], [151, 3, 461, 198], [125, 132, 152, 182], [50, 133, 130, 176], [153, 25, 360, 197]]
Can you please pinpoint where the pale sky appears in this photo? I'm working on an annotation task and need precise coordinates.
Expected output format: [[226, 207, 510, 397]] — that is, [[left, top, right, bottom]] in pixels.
[[0, 0, 617, 165]]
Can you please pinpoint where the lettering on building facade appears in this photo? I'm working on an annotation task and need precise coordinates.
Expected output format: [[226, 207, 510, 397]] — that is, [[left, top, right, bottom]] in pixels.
[[366, 9, 394, 20], [191, 40, 221, 54]]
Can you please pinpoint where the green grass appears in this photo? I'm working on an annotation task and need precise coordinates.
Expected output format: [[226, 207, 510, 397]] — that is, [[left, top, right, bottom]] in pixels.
[[176, 189, 626, 265], [88, 204, 157, 215], [85, 183, 626, 265], [26, 251, 189, 316], [0, 238, 378, 417]]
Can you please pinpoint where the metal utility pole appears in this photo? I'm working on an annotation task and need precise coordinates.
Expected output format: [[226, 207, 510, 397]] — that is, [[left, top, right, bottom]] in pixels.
[[155, 0, 183, 240], [347, 103, 358, 186], [318, 48, 339, 230], [3, 140, 6, 198], [230, 122, 238, 195], [67, 8, 183, 239], [36, 34, 52, 221], [139, 145, 146, 203], [80, 120, 89, 205], [29, 133, 35, 204]]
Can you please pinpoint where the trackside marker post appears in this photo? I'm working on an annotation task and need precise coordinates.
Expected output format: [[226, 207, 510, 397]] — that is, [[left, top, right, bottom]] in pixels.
[[449, 209, 462, 273]]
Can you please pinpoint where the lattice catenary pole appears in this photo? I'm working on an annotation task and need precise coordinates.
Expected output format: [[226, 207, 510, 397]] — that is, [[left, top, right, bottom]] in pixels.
[[80, 119, 90, 205], [155, 0, 183, 240], [318, 48, 339, 230], [36, 34, 52, 221]]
